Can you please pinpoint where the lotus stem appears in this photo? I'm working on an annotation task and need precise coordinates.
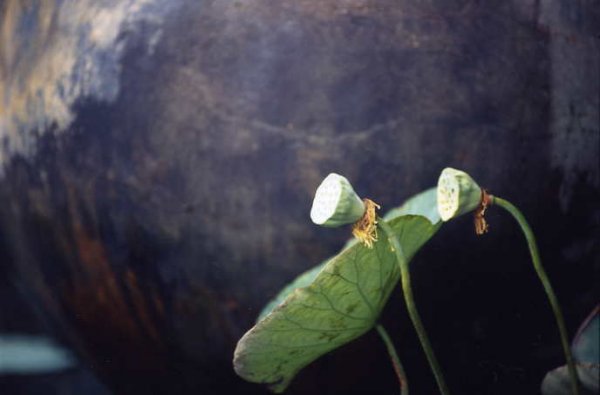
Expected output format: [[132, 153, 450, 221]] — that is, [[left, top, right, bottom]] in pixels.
[[376, 324, 409, 395], [491, 196, 580, 395], [379, 219, 451, 395]]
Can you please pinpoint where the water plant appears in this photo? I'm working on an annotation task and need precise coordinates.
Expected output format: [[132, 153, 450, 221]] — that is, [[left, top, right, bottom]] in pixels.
[[437, 167, 581, 395], [233, 169, 581, 395], [233, 174, 447, 394]]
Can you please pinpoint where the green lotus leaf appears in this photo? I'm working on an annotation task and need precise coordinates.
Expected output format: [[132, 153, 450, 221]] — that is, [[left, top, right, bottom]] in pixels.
[[234, 211, 440, 392]]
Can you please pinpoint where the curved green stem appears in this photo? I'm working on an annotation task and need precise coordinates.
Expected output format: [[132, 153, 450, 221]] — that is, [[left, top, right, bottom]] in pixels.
[[378, 219, 451, 395], [492, 196, 580, 395], [376, 324, 409, 395]]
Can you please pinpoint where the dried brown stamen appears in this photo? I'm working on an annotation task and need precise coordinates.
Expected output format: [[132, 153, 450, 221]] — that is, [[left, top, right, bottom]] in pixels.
[[474, 189, 492, 235], [352, 198, 381, 248]]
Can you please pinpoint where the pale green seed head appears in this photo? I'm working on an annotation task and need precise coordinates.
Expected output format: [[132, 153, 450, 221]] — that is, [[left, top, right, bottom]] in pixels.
[[437, 167, 482, 221], [310, 173, 366, 227]]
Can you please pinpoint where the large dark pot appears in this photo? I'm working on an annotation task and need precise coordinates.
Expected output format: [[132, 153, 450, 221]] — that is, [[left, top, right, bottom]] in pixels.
[[1, 0, 598, 394]]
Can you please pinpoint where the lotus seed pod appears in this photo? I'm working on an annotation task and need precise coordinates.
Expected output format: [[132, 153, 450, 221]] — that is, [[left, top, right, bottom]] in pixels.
[[310, 173, 366, 227], [437, 167, 482, 222]]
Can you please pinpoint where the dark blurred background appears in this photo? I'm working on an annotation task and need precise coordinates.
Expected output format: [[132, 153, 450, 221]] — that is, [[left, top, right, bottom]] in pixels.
[[0, 0, 598, 394]]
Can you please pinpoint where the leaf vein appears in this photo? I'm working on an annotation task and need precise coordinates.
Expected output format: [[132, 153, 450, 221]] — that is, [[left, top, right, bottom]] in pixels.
[[322, 269, 358, 286], [280, 312, 363, 333], [322, 270, 374, 313], [309, 285, 371, 321], [351, 249, 376, 316], [296, 302, 369, 321]]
